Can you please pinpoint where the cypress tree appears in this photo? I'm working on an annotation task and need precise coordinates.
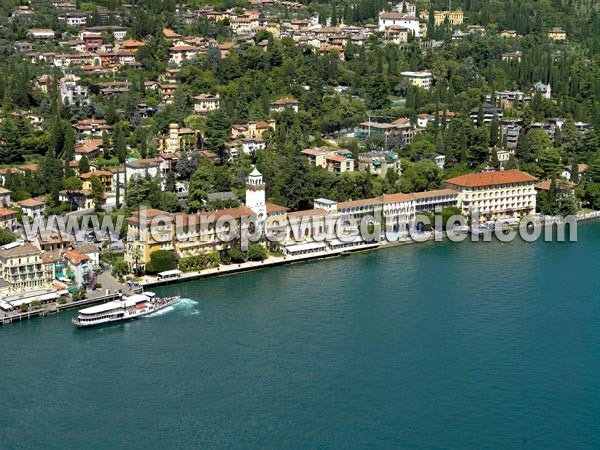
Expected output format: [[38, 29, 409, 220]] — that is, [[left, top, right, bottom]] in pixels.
[[115, 170, 121, 209], [571, 159, 579, 184], [78, 156, 90, 174]]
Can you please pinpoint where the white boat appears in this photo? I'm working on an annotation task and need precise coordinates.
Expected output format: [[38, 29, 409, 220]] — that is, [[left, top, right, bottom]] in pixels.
[[72, 292, 180, 328]]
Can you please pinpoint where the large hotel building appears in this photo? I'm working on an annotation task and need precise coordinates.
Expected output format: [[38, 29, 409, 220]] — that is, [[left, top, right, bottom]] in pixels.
[[445, 170, 538, 222]]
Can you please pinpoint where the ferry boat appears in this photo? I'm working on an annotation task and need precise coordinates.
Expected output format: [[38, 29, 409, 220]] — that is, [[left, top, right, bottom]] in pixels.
[[72, 292, 180, 328]]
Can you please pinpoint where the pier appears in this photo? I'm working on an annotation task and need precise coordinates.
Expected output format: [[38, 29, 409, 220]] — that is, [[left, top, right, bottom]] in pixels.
[[0, 291, 126, 326]]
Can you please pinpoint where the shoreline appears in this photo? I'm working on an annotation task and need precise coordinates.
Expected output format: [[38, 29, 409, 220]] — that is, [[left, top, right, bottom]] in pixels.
[[140, 210, 600, 291], [2, 212, 599, 326], [138, 230, 468, 291]]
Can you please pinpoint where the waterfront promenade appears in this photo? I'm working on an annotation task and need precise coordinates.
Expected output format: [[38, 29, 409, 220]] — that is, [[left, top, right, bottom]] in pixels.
[[2, 211, 599, 326], [139, 240, 382, 289], [137, 210, 600, 289]]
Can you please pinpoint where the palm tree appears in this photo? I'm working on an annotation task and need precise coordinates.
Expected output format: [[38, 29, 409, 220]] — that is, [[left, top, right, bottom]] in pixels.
[[130, 246, 143, 276]]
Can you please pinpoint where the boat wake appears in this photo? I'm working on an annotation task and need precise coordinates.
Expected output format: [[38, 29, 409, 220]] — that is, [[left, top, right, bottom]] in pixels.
[[146, 298, 199, 317]]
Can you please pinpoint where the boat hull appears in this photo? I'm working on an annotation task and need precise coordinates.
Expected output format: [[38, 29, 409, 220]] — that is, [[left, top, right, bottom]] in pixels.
[[72, 296, 180, 328]]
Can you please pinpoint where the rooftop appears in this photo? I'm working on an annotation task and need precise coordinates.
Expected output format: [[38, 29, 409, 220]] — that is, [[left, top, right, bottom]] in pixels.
[[287, 208, 328, 218], [65, 249, 90, 265], [0, 207, 16, 217], [0, 242, 40, 258], [411, 189, 460, 199], [445, 170, 537, 188], [18, 198, 45, 208]]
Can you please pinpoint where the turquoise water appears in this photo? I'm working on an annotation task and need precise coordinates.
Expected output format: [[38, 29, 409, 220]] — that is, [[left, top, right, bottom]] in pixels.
[[2, 224, 600, 449]]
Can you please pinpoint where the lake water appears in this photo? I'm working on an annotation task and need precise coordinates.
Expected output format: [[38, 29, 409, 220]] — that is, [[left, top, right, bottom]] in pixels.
[[2, 223, 599, 449]]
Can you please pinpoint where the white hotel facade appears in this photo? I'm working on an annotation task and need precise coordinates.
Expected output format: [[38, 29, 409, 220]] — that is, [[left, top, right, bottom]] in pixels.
[[445, 170, 537, 223]]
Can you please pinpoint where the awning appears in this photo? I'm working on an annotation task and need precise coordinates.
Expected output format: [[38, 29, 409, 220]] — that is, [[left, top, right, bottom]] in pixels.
[[10, 292, 58, 307], [329, 236, 368, 247], [0, 301, 12, 311], [284, 242, 327, 253], [158, 269, 182, 277]]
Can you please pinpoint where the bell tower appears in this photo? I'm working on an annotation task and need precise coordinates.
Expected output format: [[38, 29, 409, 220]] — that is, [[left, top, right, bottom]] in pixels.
[[246, 167, 266, 219]]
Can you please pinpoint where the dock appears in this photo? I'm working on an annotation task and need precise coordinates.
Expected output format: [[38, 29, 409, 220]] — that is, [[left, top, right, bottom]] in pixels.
[[0, 291, 127, 326]]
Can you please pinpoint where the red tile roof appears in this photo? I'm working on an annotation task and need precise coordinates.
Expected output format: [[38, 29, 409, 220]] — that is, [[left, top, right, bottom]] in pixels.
[[380, 193, 414, 203], [19, 198, 45, 207], [535, 179, 576, 191], [79, 170, 113, 179], [563, 163, 588, 173], [0, 207, 16, 217], [18, 164, 39, 172], [411, 189, 460, 199], [75, 139, 103, 154], [0, 242, 40, 257], [65, 249, 90, 265], [326, 154, 350, 163], [173, 206, 257, 226], [338, 198, 382, 209], [266, 203, 288, 213], [445, 170, 536, 188], [287, 208, 328, 218]]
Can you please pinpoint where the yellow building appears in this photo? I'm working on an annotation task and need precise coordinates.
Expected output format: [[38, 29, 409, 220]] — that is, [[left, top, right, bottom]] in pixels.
[[445, 170, 537, 223], [80, 170, 114, 194], [193, 93, 221, 115], [400, 71, 434, 90], [262, 22, 281, 38], [0, 242, 55, 292], [125, 209, 174, 270], [172, 206, 256, 258], [548, 27, 566, 40], [434, 10, 464, 26], [301, 147, 355, 175], [125, 170, 287, 270]]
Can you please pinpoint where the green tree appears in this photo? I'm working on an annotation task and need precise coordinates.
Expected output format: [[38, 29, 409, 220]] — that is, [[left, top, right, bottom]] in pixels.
[[584, 183, 600, 209], [62, 176, 83, 191], [145, 250, 177, 274], [440, 207, 465, 230], [0, 228, 17, 246], [0, 114, 25, 164], [159, 191, 180, 213], [102, 131, 111, 157], [164, 170, 177, 192], [247, 243, 268, 261], [114, 124, 128, 164], [78, 156, 90, 174], [187, 157, 215, 212], [227, 246, 247, 264], [90, 175, 104, 212], [538, 148, 562, 179], [204, 109, 232, 158], [112, 258, 129, 278], [561, 117, 581, 157], [115, 171, 121, 210], [517, 129, 551, 163]]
